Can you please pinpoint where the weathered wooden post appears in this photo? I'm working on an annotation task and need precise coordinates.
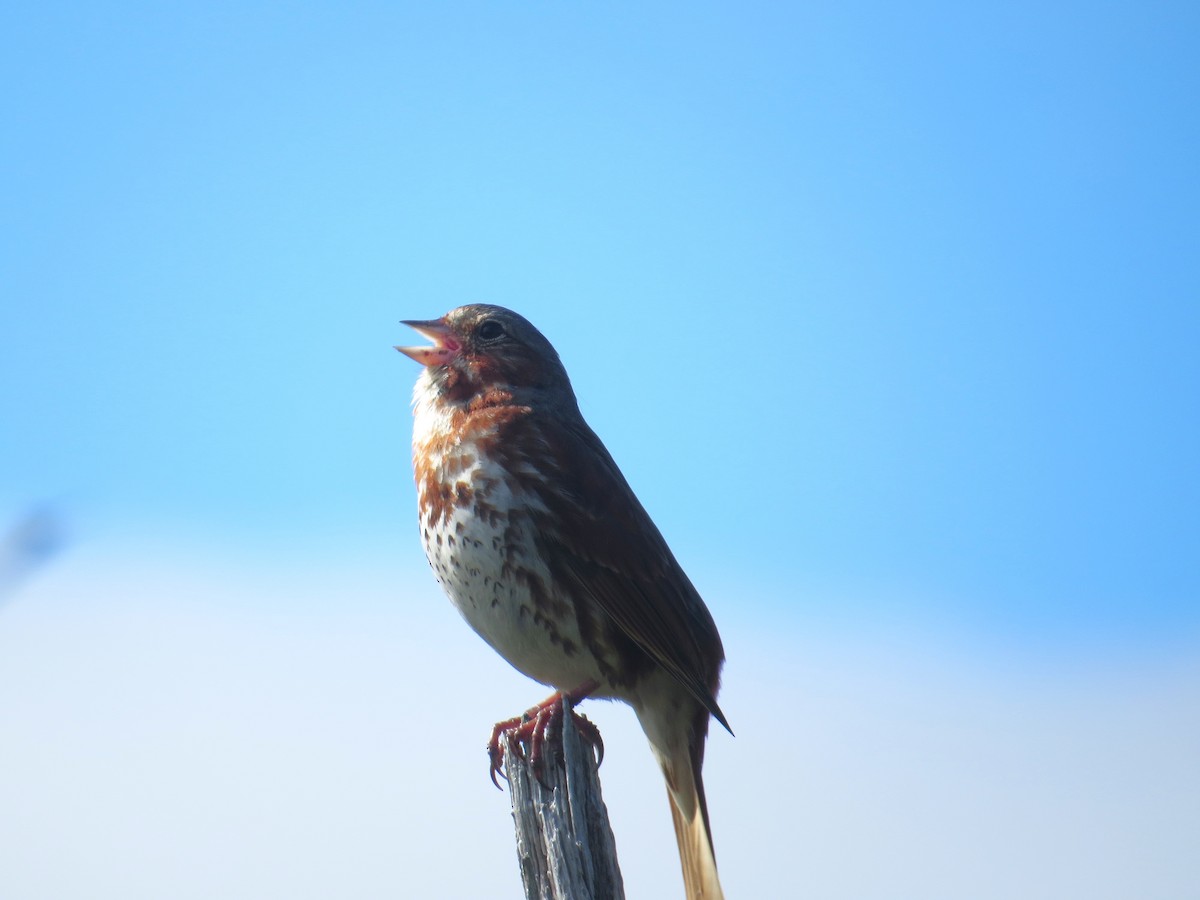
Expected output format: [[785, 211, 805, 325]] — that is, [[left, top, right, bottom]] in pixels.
[[501, 698, 626, 900]]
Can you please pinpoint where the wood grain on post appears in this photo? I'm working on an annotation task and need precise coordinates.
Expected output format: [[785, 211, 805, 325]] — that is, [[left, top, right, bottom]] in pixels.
[[502, 699, 626, 900]]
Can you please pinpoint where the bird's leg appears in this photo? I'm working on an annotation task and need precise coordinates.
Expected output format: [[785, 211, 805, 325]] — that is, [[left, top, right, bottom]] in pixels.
[[487, 712, 526, 788], [487, 679, 604, 789]]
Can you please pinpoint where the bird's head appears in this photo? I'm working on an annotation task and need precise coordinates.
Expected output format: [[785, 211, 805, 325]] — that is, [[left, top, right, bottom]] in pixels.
[[396, 304, 576, 409]]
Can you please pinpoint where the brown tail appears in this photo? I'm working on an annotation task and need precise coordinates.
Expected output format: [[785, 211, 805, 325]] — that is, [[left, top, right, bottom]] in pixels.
[[637, 683, 726, 899], [665, 764, 723, 900], [657, 714, 724, 900]]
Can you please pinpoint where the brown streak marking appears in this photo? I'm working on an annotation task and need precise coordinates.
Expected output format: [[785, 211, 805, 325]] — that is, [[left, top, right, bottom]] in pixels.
[[454, 482, 473, 507], [468, 388, 515, 412]]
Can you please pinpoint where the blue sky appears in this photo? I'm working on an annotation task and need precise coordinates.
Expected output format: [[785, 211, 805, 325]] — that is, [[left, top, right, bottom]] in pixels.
[[1, 3, 1198, 896], [3, 2, 1197, 640]]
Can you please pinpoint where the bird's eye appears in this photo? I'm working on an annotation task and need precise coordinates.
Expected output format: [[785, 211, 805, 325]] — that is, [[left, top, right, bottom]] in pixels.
[[477, 320, 506, 342]]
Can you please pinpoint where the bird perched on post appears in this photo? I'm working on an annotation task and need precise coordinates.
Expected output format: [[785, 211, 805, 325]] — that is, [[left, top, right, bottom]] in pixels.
[[396, 304, 729, 899]]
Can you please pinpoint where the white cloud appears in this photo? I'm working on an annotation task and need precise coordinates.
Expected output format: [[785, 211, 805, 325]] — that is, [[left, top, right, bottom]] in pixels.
[[0, 537, 1195, 899]]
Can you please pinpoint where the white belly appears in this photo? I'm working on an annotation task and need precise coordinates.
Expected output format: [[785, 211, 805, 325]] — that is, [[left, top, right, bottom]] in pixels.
[[417, 452, 603, 692]]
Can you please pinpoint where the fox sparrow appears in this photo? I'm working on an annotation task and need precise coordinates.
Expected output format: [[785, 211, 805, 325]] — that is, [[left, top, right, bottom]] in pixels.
[[396, 304, 729, 899]]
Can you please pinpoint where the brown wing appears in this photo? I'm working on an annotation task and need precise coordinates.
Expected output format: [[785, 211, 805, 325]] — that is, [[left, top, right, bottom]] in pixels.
[[519, 413, 730, 733]]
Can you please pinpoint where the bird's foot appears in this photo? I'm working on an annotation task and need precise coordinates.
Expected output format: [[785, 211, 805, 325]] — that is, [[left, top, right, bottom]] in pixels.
[[487, 681, 604, 790]]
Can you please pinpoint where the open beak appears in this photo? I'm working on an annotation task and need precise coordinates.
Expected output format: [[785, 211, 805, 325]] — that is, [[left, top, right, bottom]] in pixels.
[[395, 319, 461, 367]]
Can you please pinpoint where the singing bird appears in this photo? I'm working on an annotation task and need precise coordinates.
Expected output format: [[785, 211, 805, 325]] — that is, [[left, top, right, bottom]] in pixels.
[[397, 304, 729, 899]]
